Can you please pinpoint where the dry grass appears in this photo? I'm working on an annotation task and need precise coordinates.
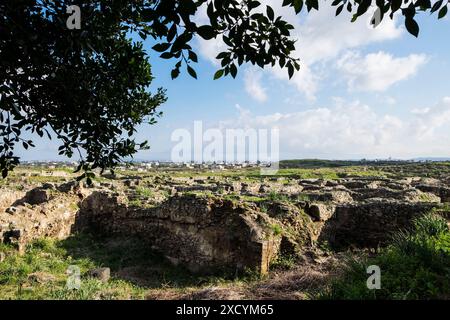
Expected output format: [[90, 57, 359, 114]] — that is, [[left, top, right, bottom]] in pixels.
[[145, 251, 344, 300]]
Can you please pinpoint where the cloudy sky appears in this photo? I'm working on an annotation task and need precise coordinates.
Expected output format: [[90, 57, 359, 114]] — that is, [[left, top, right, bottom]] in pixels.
[[23, 2, 450, 161]]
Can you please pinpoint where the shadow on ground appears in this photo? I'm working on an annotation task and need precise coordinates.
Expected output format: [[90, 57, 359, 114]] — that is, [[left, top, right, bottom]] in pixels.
[[59, 233, 224, 290]]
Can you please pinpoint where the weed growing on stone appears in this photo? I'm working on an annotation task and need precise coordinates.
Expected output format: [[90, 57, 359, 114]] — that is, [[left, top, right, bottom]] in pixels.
[[135, 186, 154, 198], [267, 191, 290, 202]]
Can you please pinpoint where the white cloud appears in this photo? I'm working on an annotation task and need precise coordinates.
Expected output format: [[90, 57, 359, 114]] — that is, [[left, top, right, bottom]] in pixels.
[[336, 51, 428, 91], [269, 63, 319, 101], [244, 68, 268, 102], [220, 97, 450, 159], [197, 35, 226, 66], [271, 3, 404, 98], [295, 5, 402, 64], [195, 2, 425, 100], [384, 96, 397, 106]]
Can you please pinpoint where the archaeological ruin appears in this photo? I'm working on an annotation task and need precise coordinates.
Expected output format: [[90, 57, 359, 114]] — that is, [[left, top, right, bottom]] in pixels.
[[2, 167, 450, 275]]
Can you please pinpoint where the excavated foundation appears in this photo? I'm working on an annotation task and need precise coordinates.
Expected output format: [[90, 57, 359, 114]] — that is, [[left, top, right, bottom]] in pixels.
[[1, 175, 449, 275], [76, 191, 281, 274]]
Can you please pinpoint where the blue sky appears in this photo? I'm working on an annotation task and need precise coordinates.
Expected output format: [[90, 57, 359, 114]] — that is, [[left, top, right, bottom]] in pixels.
[[21, 2, 450, 161]]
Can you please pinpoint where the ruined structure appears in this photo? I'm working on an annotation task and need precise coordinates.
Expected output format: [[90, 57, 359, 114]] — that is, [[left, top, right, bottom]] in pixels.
[[1, 171, 450, 274], [77, 192, 281, 274]]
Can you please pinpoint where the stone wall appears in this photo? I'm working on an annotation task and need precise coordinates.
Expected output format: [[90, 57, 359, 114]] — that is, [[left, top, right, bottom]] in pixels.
[[0, 186, 80, 252], [320, 200, 439, 248], [77, 192, 281, 274]]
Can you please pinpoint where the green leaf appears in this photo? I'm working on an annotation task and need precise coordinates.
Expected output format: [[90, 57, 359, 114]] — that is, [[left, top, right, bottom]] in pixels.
[[214, 69, 224, 80], [391, 0, 402, 12], [171, 67, 180, 79], [405, 17, 419, 37], [267, 6, 275, 21], [160, 52, 173, 59], [287, 63, 294, 79], [188, 50, 198, 63], [438, 6, 448, 19], [230, 64, 237, 78], [248, 1, 261, 10], [152, 43, 171, 52], [197, 25, 215, 40], [187, 65, 197, 79], [356, 0, 371, 17], [431, 0, 444, 13], [293, 0, 304, 13]]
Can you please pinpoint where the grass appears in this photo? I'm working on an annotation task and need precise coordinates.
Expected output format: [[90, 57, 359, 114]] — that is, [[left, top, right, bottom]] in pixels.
[[270, 254, 297, 270], [135, 186, 154, 198], [184, 190, 214, 198], [0, 233, 264, 300], [223, 193, 265, 203], [124, 165, 390, 181], [296, 194, 310, 202], [0, 236, 147, 299], [128, 199, 143, 207], [267, 191, 290, 202], [418, 192, 438, 203], [319, 213, 450, 300], [270, 223, 283, 236]]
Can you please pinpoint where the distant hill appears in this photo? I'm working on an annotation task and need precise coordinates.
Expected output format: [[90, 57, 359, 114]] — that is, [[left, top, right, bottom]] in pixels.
[[412, 157, 450, 162]]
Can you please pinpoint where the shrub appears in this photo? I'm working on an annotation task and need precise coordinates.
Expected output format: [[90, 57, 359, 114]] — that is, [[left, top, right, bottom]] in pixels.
[[319, 213, 450, 300], [267, 191, 289, 202]]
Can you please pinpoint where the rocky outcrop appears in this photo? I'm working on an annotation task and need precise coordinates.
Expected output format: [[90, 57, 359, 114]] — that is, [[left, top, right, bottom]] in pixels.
[[22, 186, 53, 205], [305, 203, 335, 222]]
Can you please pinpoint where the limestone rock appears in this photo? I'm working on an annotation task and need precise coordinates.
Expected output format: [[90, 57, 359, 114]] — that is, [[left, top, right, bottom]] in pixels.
[[88, 267, 111, 282], [24, 187, 52, 205], [5, 206, 17, 215], [28, 272, 56, 284], [305, 203, 335, 222]]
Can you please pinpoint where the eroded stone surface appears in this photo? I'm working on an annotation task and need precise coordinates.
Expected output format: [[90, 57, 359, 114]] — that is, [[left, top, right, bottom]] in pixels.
[[320, 200, 438, 248], [77, 191, 281, 274], [0, 187, 80, 248]]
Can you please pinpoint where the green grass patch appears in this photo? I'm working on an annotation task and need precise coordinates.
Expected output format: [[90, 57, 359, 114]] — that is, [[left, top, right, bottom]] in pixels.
[[135, 186, 154, 198], [319, 214, 450, 300], [267, 191, 290, 202], [270, 254, 297, 270], [0, 232, 269, 300]]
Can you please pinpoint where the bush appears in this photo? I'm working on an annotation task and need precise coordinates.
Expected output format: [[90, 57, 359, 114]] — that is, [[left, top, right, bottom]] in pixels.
[[319, 213, 450, 300]]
